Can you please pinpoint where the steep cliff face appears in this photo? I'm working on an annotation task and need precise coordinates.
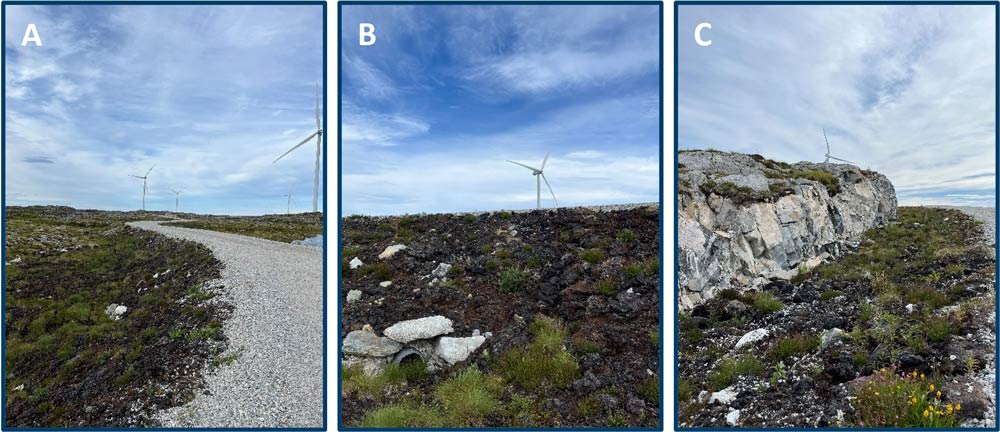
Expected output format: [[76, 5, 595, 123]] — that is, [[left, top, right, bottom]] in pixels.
[[677, 150, 897, 310]]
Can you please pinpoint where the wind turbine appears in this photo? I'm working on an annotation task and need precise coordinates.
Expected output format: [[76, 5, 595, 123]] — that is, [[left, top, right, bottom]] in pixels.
[[170, 189, 182, 212], [823, 128, 855, 165], [283, 193, 296, 215], [506, 152, 558, 210], [129, 163, 156, 211], [273, 82, 322, 212]]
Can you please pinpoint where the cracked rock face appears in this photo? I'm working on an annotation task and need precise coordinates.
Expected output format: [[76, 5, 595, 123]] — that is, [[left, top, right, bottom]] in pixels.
[[677, 150, 897, 310]]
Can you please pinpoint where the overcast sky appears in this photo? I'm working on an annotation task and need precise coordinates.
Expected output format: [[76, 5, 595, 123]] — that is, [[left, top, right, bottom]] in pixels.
[[340, 4, 661, 215], [4, 5, 324, 215], [678, 5, 996, 207]]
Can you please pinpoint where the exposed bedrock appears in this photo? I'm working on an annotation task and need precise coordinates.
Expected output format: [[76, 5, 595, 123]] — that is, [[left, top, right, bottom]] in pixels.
[[677, 150, 897, 310]]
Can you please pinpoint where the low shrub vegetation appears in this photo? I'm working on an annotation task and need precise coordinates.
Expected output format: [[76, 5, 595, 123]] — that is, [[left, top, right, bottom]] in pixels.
[[498, 315, 580, 389]]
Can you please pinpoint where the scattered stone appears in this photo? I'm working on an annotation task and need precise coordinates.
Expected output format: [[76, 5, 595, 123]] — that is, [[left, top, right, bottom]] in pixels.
[[349, 257, 363, 269], [12, 384, 24, 392], [735, 328, 769, 349], [626, 287, 634, 294], [378, 244, 407, 260], [726, 409, 741, 426], [342, 330, 403, 357], [472, 329, 481, 337], [697, 390, 710, 403], [906, 303, 917, 314], [379, 281, 392, 288], [820, 328, 845, 350], [105, 304, 127, 320], [383, 315, 454, 343], [709, 387, 739, 405], [724, 299, 748, 317], [431, 263, 452, 278], [484, 332, 492, 338], [362, 324, 373, 333], [434, 336, 486, 365], [346, 290, 362, 303]]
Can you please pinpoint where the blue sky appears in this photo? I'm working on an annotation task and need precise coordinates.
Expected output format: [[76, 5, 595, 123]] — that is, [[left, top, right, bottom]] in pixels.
[[679, 5, 996, 207], [4, 5, 324, 215], [340, 4, 661, 215]]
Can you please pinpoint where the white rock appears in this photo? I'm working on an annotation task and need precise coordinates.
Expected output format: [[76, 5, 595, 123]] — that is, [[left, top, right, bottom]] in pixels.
[[435, 336, 486, 365], [379, 281, 392, 288], [697, 390, 710, 403], [350, 257, 363, 269], [115, 305, 127, 316], [378, 244, 407, 260], [431, 263, 452, 278], [820, 328, 845, 350], [106, 304, 127, 320], [13, 384, 24, 392], [906, 303, 917, 314], [484, 332, 493, 338], [383, 315, 454, 343], [472, 329, 481, 337], [735, 328, 769, 349], [709, 387, 739, 405], [726, 409, 741, 426], [626, 288, 634, 294], [346, 290, 362, 303]]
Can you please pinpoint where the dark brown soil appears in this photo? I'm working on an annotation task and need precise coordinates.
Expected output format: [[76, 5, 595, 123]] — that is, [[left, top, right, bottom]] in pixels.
[[340, 206, 661, 428]]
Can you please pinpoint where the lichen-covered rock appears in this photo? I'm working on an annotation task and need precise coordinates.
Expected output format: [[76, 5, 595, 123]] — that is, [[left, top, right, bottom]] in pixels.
[[735, 328, 769, 349], [678, 150, 896, 310], [342, 330, 403, 357], [378, 244, 407, 260], [383, 315, 454, 343]]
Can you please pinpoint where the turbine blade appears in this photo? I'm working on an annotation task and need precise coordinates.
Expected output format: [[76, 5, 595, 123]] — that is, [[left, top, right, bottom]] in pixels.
[[823, 128, 830, 154], [315, 82, 322, 130], [146, 163, 157, 176], [828, 155, 855, 164], [274, 131, 319, 163], [540, 151, 550, 170], [506, 160, 541, 172], [541, 173, 558, 206]]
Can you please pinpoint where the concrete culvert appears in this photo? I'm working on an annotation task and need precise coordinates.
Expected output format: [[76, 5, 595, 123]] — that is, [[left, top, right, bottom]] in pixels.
[[392, 348, 423, 365]]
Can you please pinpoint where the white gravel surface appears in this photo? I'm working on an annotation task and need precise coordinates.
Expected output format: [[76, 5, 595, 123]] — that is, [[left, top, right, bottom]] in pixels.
[[931, 206, 996, 428], [128, 220, 323, 428]]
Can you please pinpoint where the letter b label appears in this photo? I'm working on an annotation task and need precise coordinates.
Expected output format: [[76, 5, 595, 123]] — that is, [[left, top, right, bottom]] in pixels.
[[360, 23, 376, 46]]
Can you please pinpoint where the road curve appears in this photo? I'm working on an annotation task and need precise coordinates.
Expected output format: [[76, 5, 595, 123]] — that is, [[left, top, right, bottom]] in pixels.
[[127, 220, 323, 428]]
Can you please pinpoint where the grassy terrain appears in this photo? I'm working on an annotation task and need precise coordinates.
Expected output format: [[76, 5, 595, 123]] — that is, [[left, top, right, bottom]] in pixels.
[[4, 206, 230, 427], [677, 207, 995, 427], [164, 212, 323, 243]]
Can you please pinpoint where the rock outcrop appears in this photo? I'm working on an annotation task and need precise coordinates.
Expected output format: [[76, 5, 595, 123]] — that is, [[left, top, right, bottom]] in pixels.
[[678, 150, 896, 310]]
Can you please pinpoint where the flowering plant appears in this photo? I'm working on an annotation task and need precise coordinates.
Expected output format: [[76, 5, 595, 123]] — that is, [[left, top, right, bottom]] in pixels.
[[851, 366, 958, 427]]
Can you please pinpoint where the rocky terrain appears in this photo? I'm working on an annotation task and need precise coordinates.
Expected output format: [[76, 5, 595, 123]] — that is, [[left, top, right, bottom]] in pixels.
[[4, 206, 230, 426], [340, 206, 661, 428], [163, 212, 322, 243], [678, 150, 897, 309], [677, 196, 996, 426]]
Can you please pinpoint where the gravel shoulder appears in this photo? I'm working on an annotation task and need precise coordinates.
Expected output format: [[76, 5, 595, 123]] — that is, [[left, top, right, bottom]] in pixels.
[[929, 205, 997, 428], [128, 220, 323, 428]]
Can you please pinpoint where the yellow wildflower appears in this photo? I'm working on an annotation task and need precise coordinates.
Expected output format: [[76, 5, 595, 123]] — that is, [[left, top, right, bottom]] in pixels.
[[880, 368, 887, 373], [938, 410, 944, 416], [911, 396, 918, 404], [875, 392, 880, 396], [921, 373, 926, 381], [936, 390, 942, 398], [947, 403, 954, 413], [930, 383, 935, 391], [957, 403, 962, 411], [923, 409, 930, 417]]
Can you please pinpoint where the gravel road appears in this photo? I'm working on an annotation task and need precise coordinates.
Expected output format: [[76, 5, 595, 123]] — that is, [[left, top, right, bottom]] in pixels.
[[128, 220, 323, 428]]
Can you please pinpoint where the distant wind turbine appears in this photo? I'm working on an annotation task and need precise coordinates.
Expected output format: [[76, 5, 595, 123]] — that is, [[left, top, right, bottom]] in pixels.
[[506, 152, 558, 210], [823, 128, 855, 165], [129, 163, 156, 211], [170, 189, 182, 212], [274, 82, 322, 212], [283, 193, 296, 215]]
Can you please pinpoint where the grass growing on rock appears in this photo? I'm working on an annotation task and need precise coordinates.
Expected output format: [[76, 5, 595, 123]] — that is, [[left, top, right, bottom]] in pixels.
[[164, 212, 322, 243], [498, 315, 580, 389], [4, 206, 230, 427]]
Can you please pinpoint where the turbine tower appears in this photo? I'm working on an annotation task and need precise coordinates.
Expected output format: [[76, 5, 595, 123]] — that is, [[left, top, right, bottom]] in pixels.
[[170, 189, 182, 212], [506, 152, 558, 210], [129, 163, 156, 211], [823, 128, 855, 165], [274, 82, 322, 212], [283, 193, 295, 215]]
